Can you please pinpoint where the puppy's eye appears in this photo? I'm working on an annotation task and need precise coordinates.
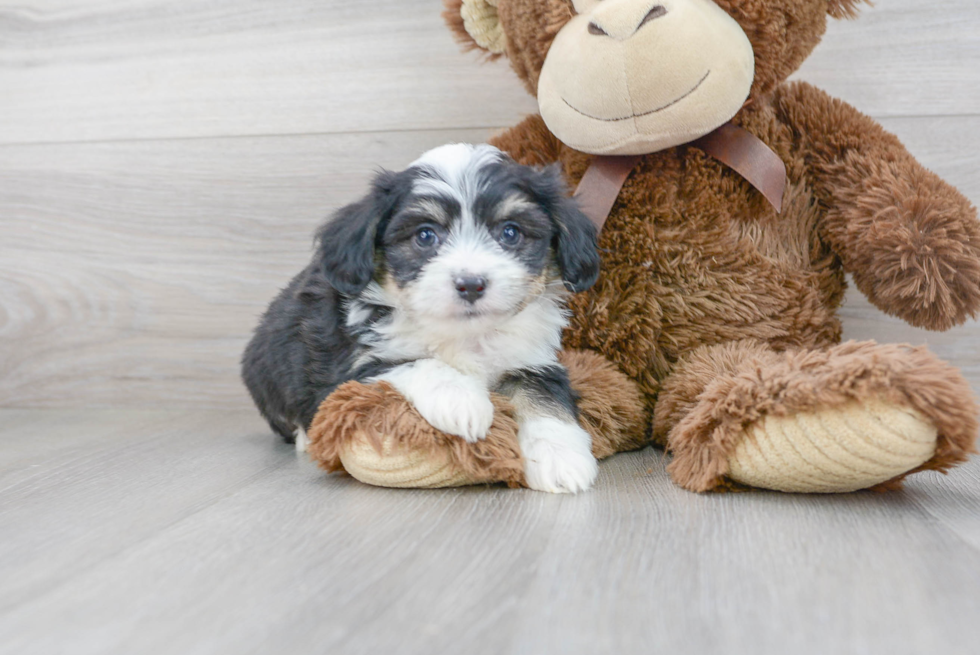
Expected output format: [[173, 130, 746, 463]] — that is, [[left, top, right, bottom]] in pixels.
[[415, 226, 439, 248], [498, 223, 522, 247]]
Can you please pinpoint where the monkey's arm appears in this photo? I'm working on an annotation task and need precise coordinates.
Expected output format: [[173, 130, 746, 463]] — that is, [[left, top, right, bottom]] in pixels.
[[775, 80, 980, 331]]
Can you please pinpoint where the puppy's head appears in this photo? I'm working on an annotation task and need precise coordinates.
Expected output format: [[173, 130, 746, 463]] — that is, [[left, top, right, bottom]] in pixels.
[[317, 143, 599, 323]]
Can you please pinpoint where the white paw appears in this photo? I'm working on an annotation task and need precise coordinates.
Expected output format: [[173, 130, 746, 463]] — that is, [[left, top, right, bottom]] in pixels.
[[374, 359, 494, 442], [294, 426, 309, 453], [413, 380, 495, 442], [519, 417, 598, 494]]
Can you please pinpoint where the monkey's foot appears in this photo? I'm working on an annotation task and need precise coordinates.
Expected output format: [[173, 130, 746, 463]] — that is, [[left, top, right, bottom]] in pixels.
[[727, 397, 938, 493], [307, 380, 525, 489], [662, 340, 978, 493]]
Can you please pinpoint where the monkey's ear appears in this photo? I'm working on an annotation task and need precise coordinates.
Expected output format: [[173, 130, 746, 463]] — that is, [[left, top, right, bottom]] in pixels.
[[827, 0, 870, 20], [314, 170, 404, 297], [443, 0, 508, 56]]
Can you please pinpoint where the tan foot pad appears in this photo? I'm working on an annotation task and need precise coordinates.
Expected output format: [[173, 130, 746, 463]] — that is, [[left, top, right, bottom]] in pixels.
[[339, 432, 485, 489], [727, 397, 938, 493]]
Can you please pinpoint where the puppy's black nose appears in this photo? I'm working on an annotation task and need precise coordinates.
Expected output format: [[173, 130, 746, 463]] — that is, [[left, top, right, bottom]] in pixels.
[[455, 276, 487, 303]]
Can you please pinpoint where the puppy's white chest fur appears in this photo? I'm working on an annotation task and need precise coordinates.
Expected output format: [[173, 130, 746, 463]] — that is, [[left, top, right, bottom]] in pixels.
[[357, 283, 567, 388]]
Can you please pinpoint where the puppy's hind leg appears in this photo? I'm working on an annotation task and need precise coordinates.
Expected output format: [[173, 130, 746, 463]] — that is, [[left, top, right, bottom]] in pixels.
[[294, 426, 310, 453], [497, 366, 598, 494], [261, 410, 300, 445], [263, 413, 307, 452]]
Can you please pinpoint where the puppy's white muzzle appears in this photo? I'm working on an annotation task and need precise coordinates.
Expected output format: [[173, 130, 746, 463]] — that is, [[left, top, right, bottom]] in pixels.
[[409, 236, 529, 322]]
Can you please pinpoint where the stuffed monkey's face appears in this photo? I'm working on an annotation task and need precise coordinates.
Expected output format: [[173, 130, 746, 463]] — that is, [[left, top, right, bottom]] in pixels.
[[537, 0, 754, 155]]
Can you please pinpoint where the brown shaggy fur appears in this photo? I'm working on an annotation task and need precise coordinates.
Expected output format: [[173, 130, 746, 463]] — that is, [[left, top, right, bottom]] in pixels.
[[307, 350, 650, 486], [826, 0, 872, 21], [309, 0, 979, 493], [480, 0, 980, 491], [308, 381, 526, 487], [486, 95, 980, 490], [496, 0, 574, 96], [776, 82, 980, 330], [559, 349, 650, 458], [656, 340, 979, 492]]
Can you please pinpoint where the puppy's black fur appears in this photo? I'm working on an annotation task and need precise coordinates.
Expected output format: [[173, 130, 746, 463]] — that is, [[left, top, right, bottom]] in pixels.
[[240, 172, 406, 440], [497, 365, 581, 421], [241, 153, 598, 442], [522, 163, 600, 293]]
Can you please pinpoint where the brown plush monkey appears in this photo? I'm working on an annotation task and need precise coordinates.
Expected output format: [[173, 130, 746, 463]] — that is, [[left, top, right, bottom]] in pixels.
[[308, 0, 979, 493]]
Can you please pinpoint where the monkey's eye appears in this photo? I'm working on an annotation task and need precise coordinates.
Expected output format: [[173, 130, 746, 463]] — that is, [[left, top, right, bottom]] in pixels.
[[498, 223, 523, 247], [414, 226, 439, 248]]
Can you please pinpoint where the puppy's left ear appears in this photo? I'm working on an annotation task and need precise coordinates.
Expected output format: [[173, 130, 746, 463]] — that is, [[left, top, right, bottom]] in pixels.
[[525, 164, 600, 293], [314, 170, 407, 296]]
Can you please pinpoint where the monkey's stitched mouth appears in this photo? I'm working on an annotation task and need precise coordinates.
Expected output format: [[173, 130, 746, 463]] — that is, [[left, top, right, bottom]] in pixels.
[[561, 70, 711, 122]]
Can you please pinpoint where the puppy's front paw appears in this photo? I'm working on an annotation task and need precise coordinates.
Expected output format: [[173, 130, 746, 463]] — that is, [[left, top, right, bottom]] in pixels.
[[519, 417, 598, 494], [413, 380, 495, 442], [375, 359, 495, 442]]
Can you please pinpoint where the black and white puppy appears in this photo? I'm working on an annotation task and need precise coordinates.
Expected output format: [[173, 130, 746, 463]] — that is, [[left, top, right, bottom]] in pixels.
[[241, 144, 601, 493]]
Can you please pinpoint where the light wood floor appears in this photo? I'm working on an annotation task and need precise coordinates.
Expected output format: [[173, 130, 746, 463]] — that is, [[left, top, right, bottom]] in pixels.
[[2, 1, 979, 653], [2, 410, 980, 655]]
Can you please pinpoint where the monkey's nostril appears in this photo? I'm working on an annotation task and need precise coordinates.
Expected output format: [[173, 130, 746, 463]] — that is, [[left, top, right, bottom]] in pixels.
[[638, 5, 668, 31], [587, 22, 607, 37]]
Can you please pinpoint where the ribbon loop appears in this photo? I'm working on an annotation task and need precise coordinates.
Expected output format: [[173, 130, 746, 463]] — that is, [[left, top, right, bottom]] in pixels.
[[573, 121, 787, 231]]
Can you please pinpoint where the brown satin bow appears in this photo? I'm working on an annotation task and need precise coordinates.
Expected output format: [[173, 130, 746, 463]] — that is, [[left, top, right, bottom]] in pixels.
[[573, 121, 787, 231]]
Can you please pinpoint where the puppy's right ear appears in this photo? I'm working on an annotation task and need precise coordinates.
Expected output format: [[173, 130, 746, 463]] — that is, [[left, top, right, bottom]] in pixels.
[[315, 170, 406, 296], [519, 163, 600, 293]]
